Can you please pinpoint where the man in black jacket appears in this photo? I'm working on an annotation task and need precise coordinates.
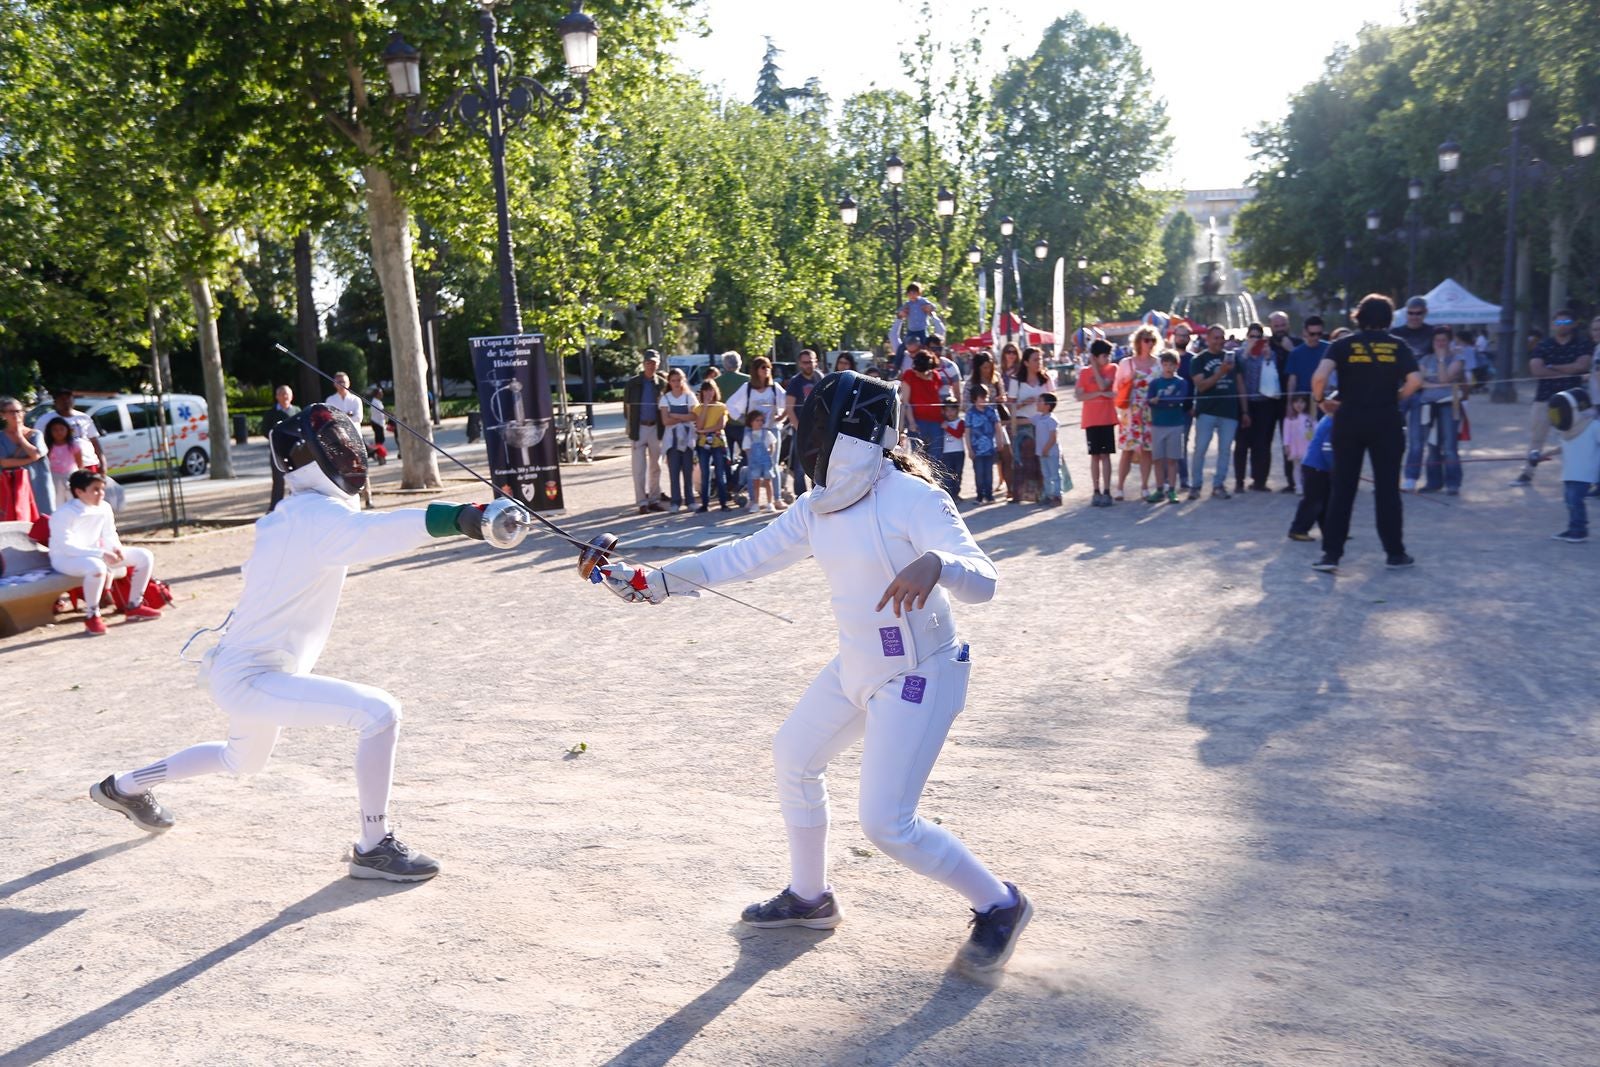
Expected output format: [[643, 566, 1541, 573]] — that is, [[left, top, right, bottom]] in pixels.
[[259, 385, 299, 511], [624, 352, 669, 513]]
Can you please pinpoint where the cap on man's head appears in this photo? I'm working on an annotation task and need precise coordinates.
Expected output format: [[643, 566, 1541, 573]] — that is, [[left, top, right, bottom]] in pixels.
[[52, 385, 73, 396], [1406, 297, 1428, 311], [642, 349, 660, 362]]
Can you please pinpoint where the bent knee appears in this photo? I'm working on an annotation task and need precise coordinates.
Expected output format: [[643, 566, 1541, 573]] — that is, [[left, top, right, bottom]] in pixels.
[[356, 691, 402, 737], [860, 811, 920, 855], [221, 738, 273, 776]]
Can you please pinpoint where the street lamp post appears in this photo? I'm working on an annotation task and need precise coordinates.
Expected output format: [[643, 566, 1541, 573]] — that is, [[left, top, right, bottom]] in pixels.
[[1493, 83, 1531, 403], [999, 215, 1019, 320], [838, 152, 952, 317], [382, 1, 599, 336], [1076, 256, 1089, 341], [1405, 176, 1423, 298]]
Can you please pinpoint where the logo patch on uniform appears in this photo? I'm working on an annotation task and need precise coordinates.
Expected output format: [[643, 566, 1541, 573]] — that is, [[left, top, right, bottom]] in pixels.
[[879, 626, 905, 657], [901, 675, 926, 704]]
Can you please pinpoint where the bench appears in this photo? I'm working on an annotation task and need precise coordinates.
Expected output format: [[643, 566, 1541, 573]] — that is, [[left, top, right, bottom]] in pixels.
[[0, 521, 82, 637]]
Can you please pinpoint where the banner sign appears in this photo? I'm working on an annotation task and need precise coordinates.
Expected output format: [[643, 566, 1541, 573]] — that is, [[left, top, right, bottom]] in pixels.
[[469, 333, 564, 511]]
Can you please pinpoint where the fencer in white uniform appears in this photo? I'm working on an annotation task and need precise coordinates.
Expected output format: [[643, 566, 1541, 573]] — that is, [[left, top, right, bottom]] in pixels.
[[596, 371, 1032, 972], [90, 404, 530, 882]]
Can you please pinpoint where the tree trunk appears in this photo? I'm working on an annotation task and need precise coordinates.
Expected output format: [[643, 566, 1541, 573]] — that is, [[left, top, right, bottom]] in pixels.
[[362, 165, 439, 489], [294, 229, 322, 402], [1548, 212, 1572, 321], [184, 274, 234, 479], [1513, 235, 1532, 376]]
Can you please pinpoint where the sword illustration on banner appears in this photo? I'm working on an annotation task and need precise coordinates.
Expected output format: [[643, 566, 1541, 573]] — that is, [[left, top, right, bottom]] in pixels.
[[272, 344, 794, 624]]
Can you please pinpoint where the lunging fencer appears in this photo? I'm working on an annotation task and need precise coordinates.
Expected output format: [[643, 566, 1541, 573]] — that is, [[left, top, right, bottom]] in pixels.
[[90, 404, 528, 882], [591, 371, 1031, 972]]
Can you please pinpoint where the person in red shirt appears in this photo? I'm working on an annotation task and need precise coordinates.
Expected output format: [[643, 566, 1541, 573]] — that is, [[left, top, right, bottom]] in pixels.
[[899, 351, 948, 463], [1075, 339, 1119, 506]]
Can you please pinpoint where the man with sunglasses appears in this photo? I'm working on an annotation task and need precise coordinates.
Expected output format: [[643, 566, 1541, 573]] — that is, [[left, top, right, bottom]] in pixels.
[[1513, 310, 1593, 485], [1284, 316, 1329, 491]]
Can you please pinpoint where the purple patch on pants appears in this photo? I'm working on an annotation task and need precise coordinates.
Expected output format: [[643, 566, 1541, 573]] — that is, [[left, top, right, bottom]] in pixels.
[[901, 675, 926, 704], [879, 626, 905, 657]]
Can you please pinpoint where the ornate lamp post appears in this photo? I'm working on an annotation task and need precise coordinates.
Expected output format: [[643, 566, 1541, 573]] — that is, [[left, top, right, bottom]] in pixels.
[[1406, 176, 1424, 297], [1493, 82, 1531, 402], [382, 1, 598, 336], [839, 152, 953, 313]]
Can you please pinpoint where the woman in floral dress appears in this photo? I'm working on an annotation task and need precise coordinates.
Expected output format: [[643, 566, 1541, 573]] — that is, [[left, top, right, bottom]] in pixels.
[[1113, 325, 1161, 501]]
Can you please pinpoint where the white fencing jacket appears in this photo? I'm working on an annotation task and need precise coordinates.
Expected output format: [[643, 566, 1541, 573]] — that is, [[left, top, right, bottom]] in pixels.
[[665, 458, 997, 706], [211, 471, 433, 678], [48, 498, 121, 569]]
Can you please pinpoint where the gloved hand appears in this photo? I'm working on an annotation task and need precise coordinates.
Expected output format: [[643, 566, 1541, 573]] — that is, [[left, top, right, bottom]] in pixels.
[[591, 564, 671, 604], [425, 502, 488, 541]]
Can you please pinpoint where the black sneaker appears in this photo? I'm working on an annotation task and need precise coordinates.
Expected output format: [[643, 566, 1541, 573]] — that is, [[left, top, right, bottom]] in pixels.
[[90, 774, 174, 833], [956, 882, 1033, 972], [1385, 554, 1416, 569], [349, 834, 441, 882], [1311, 556, 1338, 573], [1552, 530, 1588, 543], [1287, 531, 1315, 542], [740, 887, 842, 929]]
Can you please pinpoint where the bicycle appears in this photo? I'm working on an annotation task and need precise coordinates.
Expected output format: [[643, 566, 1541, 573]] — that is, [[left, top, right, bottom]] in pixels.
[[555, 410, 594, 464]]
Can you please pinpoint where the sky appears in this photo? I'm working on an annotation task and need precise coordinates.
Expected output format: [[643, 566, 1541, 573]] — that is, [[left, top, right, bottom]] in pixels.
[[669, 0, 1413, 191]]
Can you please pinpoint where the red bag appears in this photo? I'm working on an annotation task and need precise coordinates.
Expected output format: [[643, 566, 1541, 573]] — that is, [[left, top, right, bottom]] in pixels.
[[110, 574, 174, 612], [1458, 411, 1471, 442], [28, 514, 50, 545]]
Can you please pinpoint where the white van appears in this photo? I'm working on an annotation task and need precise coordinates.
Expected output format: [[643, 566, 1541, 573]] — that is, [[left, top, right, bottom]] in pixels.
[[30, 393, 211, 479]]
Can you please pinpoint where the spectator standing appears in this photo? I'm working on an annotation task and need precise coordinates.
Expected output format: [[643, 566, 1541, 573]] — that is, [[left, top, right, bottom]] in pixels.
[[1170, 323, 1197, 490], [1405, 326, 1466, 494], [1034, 393, 1063, 506], [624, 352, 669, 514], [966, 384, 1000, 504], [833, 353, 857, 372], [660, 368, 698, 513], [1005, 348, 1051, 503], [1512, 310, 1592, 485], [49, 469, 160, 634], [1266, 311, 1299, 490], [783, 350, 826, 494], [1310, 293, 1424, 573], [899, 349, 947, 457], [1231, 323, 1276, 492], [965, 352, 1009, 492], [324, 372, 364, 425], [259, 385, 300, 512], [1112, 326, 1160, 501], [1288, 397, 1337, 542], [35, 387, 107, 471], [938, 399, 966, 500], [1551, 395, 1600, 542], [726, 357, 787, 441], [42, 417, 89, 507], [718, 352, 749, 457], [366, 385, 387, 453], [1281, 394, 1315, 497], [0, 395, 42, 522], [1188, 325, 1245, 501], [745, 410, 783, 512], [1076, 339, 1119, 506], [1283, 316, 1329, 488], [693, 380, 732, 512], [1144, 352, 1190, 504], [1391, 297, 1434, 358], [926, 336, 962, 393]]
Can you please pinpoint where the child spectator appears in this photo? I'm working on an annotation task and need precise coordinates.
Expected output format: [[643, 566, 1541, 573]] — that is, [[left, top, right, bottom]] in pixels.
[[745, 410, 783, 513], [1144, 352, 1191, 503], [1075, 339, 1118, 507], [693, 380, 731, 512], [966, 384, 1000, 504], [1552, 391, 1600, 543], [43, 415, 89, 507], [1288, 395, 1337, 542], [939, 399, 966, 500], [49, 469, 159, 635], [895, 282, 942, 346], [1034, 393, 1062, 506], [1281, 394, 1315, 497]]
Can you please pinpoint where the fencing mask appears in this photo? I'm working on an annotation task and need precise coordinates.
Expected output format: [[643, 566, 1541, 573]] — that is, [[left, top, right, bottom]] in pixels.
[[797, 371, 901, 514], [1547, 387, 1593, 440], [270, 403, 368, 497]]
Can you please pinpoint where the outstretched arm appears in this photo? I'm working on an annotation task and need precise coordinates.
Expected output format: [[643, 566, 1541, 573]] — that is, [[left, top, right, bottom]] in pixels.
[[662, 496, 815, 592]]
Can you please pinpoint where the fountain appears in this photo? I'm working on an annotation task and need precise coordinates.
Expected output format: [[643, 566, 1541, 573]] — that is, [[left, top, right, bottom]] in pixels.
[[1169, 216, 1258, 335]]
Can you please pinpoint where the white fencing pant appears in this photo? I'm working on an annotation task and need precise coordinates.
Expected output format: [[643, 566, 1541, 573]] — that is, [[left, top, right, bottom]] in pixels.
[[114, 669, 402, 850], [55, 546, 153, 612], [771, 648, 1010, 910]]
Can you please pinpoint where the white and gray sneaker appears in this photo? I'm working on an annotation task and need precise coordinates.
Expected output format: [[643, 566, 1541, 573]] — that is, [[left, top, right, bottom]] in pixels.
[[90, 774, 175, 833], [349, 834, 441, 882], [740, 887, 842, 929]]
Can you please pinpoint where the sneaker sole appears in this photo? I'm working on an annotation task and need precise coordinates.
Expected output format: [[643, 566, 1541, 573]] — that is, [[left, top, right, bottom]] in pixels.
[[89, 781, 172, 834], [740, 903, 843, 930], [348, 861, 440, 883], [958, 895, 1034, 973], [1311, 564, 1338, 573], [1386, 560, 1416, 569]]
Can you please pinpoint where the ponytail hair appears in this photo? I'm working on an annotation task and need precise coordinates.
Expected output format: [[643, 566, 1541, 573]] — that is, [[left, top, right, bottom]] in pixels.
[[890, 438, 941, 485]]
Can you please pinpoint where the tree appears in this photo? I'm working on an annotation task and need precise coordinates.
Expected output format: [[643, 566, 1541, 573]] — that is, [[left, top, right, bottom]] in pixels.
[[986, 14, 1171, 325], [751, 38, 812, 115]]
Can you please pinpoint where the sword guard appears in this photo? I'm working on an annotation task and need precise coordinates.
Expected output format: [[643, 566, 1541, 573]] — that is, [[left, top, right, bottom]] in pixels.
[[578, 533, 619, 580]]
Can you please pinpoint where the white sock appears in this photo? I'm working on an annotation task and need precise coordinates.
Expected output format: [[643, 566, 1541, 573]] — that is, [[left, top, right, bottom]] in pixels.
[[115, 741, 230, 794], [355, 723, 398, 851], [785, 823, 830, 901], [940, 854, 1012, 912]]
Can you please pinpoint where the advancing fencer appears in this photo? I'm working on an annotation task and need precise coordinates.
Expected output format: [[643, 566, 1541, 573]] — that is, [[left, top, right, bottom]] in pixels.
[[593, 371, 1030, 972], [90, 404, 528, 882]]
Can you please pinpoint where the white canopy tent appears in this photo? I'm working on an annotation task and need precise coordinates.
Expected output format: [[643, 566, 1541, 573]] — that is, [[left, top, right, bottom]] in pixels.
[[1417, 278, 1501, 325]]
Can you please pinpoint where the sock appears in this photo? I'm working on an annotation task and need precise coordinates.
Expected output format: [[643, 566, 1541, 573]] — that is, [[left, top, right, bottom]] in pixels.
[[784, 823, 830, 901], [941, 853, 1012, 912], [355, 723, 399, 851], [115, 741, 230, 795]]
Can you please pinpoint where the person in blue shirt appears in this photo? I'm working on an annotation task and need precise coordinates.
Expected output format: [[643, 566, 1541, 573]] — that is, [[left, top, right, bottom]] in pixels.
[[965, 384, 1001, 504], [1144, 353, 1192, 503], [1288, 393, 1337, 541], [896, 282, 943, 346]]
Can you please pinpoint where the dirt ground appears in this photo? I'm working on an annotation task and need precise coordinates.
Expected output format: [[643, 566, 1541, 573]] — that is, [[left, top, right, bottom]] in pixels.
[[2, 397, 1596, 1066]]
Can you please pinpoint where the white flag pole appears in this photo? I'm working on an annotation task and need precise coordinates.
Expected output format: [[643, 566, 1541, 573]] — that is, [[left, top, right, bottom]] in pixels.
[[1052, 257, 1066, 363]]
